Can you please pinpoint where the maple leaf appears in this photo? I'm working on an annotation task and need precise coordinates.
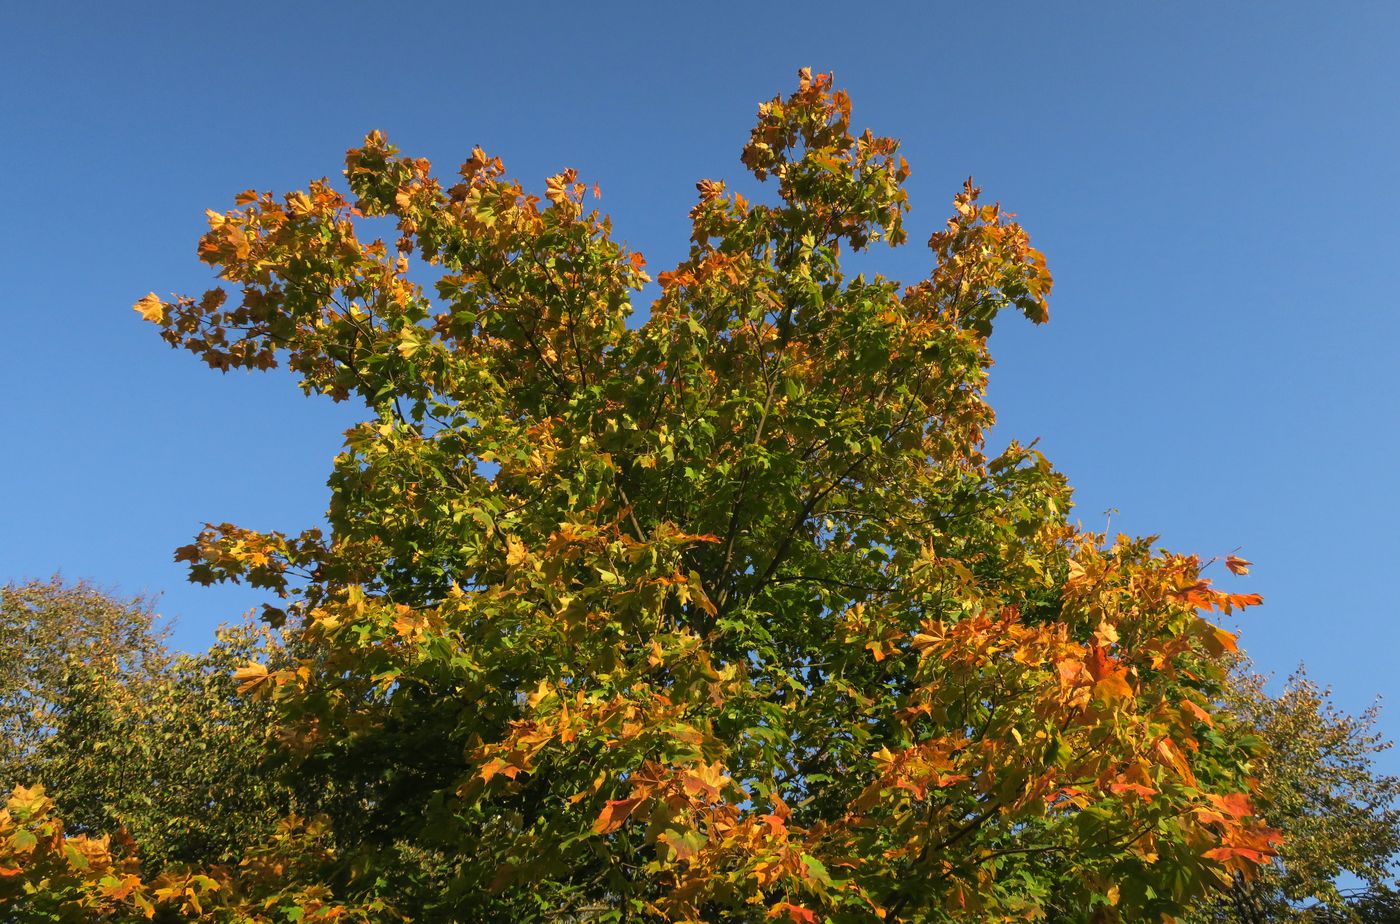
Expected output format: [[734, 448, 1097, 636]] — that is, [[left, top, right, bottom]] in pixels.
[[1109, 780, 1157, 799], [1225, 554, 1252, 575], [1204, 845, 1275, 864], [910, 632, 942, 657], [1181, 699, 1215, 727], [1092, 619, 1119, 648], [504, 536, 529, 568], [133, 292, 166, 323], [1085, 644, 1113, 681], [658, 828, 704, 861], [1094, 670, 1135, 704], [768, 902, 820, 923], [233, 662, 269, 695], [592, 797, 644, 834], [1206, 791, 1255, 818], [1155, 737, 1198, 787], [478, 758, 522, 784], [696, 178, 726, 202]]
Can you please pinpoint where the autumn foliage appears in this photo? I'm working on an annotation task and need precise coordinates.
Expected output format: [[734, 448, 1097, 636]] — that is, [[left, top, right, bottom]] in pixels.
[[6, 70, 1282, 921]]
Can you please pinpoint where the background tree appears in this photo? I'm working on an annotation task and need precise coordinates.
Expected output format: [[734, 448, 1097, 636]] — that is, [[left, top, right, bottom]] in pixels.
[[1, 579, 292, 873], [1, 578, 165, 789], [1189, 666, 1400, 923]]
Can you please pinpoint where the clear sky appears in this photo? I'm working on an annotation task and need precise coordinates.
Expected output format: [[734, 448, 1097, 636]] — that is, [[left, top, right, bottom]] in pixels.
[[4, 3, 1397, 772]]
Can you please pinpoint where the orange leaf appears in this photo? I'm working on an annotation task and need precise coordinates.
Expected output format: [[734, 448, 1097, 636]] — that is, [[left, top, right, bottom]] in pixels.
[[1057, 658, 1085, 686], [1207, 792, 1255, 818], [769, 903, 820, 923], [910, 632, 941, 656], [1204, 626, 1240, 656], [1094, 670, 1134, 704], [1204, 842, 1278, 865], [1181, 699, 1215, 727], [593, 797, 644, 834], [1225, 555, 1252, 575], [1086, 645, 1112, 681], [1154, 737, 1198, 787], [479, 758, 522, 784]]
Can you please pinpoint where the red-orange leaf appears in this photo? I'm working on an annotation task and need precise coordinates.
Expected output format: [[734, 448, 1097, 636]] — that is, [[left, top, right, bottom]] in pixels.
[[769, 902, 820, 923], [593, 797, 644, 834]]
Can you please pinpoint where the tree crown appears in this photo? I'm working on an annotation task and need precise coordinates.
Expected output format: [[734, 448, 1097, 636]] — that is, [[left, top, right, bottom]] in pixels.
[[88, 68, 1281, 921]]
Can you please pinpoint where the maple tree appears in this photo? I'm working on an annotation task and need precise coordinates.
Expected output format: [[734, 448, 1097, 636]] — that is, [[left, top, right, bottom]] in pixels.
[[5, 70, 1285, 921]]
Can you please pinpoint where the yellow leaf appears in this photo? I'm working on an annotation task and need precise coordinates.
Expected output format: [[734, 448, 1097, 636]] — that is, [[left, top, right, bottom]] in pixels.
[[687, 570, 717, 617], [1155, 737, 1198, 787], [910, 633, 941, 656], [1093, 619, 1119, 648], [233, 662, 269, 695], [133, 293, 166, 323]]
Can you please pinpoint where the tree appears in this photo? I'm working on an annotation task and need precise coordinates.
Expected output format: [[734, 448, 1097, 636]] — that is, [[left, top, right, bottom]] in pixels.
[[1, 579, 292, 875], [1189, 667, 1400, 923], [1, 578, 165, 791], [0, 582, 379, 921], [40, 624, 296, 872], [8, 68, 1281, 921]]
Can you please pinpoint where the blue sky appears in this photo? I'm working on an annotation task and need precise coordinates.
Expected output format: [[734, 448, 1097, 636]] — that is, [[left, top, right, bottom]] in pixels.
[[4, 3, 1398, 771]]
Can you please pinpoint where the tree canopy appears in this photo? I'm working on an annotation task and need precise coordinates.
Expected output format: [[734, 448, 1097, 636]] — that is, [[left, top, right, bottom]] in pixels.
[[5, 69, 1288, 922], [1189, 667, 1400, 923], [1, 579, 165, 789]]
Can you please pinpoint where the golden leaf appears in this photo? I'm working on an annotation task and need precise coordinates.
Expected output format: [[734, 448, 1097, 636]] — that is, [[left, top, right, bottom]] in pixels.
[[233, 662, 269, 695], [133, 293, 166, 323]]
